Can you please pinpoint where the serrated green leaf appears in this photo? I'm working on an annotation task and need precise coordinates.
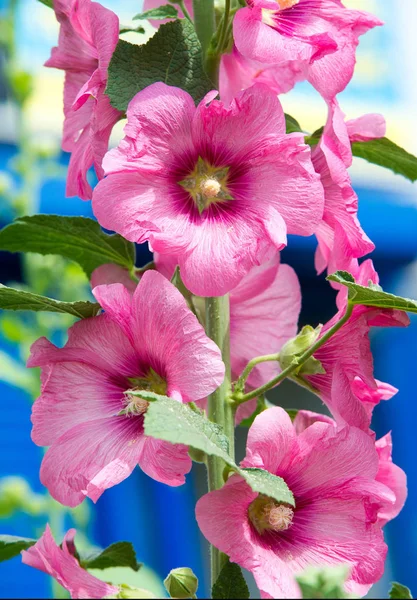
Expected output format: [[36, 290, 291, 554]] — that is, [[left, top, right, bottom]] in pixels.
[[327, 271, 417, 313], [106, 19, 212, 111], [81, 542, 141, 572], [0, 286, 100, 318], [389, 582, 413, 599], [0, 535, 36, 562], [0, 215, 136, 278], [285, 114, 303, 134], [212, 561, 249, 600], [297, 565, 349, 599], [133, 5, 178, 20], [351, 138, 417, 182], [142, 393, 294, 506]]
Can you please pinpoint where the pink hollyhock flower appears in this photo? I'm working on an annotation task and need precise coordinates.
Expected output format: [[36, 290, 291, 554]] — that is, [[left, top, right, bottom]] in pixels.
[[92, 82, 324, 296], [21, 525, 118, 599], [92, 253, 301, 423], [313, 100, 385, 275], [196, 407, 396, 599], [233, 0, 382, 100], [27, 271, 225, 507], [45, 0, 122, 200], [306, 259, 409, 431], [293, 410, 407, 527]]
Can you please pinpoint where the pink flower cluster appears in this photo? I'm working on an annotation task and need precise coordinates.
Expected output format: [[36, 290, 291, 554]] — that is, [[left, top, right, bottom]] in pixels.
[[22, 0, 408, 598]]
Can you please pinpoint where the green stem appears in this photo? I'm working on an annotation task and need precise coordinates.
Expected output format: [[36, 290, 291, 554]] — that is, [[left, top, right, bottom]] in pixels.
[[192, 0, 215, 59], [236, 352, 280, 392], [216, 0, 231, 52], [205, 296, 232, 586], [234, 301, 355, 404], [176, 0, 193, 22]]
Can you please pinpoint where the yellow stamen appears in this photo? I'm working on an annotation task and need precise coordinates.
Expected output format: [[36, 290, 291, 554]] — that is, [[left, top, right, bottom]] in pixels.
[[276, 0, 299, 9], [248, 494, 294, 535]]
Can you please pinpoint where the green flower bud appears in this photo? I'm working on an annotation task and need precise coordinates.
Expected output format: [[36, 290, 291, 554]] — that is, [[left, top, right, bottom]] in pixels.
[[279, 325, 325, 377], [116, 584, 156, 599], [164, 567, 198, 599]]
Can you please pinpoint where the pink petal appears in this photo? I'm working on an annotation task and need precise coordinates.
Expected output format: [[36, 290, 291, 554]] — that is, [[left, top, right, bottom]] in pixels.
[[346, 114, 386, 142], [230, 258, 301, 390], [242, 407, 296, 473], [103, 82, 196, 175], [91, 264, 138, 293], [137, 437, 191, 487], [40, 416, 144, 507], [131, 271, 225, 401], [375, 433, 407, 525]]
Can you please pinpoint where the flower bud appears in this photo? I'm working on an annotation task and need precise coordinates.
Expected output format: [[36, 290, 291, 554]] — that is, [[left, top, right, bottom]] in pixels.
[[164, 567, 198, 599], [279, 325, 325, 377], [116, 584, 156, 599]]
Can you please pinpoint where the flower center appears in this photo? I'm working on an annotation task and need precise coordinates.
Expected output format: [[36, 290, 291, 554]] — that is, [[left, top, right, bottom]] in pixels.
[[178, 157, 233, 215], [120, 368, 167, 416], [276, 0, 299, 9], [248, 494, 294, 535]]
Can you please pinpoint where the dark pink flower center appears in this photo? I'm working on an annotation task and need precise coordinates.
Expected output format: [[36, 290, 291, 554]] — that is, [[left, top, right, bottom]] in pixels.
[[261, 0, 324, 38], [178, 157, 234, 215]]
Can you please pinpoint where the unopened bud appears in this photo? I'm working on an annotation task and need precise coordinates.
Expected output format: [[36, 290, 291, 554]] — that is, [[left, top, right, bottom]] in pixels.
[[164, 567, 198, 599], [116, 584, 156, 599], [279, 325, 325, 377]]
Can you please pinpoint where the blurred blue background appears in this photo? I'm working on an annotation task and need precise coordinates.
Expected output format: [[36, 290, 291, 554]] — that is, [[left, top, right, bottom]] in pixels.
[[0, 0, 417, 598]]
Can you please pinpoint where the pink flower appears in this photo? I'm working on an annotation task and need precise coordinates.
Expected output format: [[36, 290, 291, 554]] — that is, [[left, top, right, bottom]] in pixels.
[[92, 82, 324, 296], [196, 407, 395, 599], [28, 271, 225, 507], [293, 410, 407, 527], [233, 0, 382, 100], [307, 260, 409, 431], [313, 100, 385, 275], [21, 525, 118, 599], [93, 253, 301, 424], [45, 0, 122, 200]]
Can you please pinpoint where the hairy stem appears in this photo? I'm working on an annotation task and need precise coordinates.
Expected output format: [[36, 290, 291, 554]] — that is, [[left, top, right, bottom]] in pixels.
[[205, 295, 233, 586], [233, 301, 355, 404]]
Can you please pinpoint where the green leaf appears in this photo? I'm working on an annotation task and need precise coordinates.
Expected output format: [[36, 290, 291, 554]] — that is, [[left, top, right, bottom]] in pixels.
[[239, 468, 294, 506], [351, 137, 417, 182], [0, 286, 100, 318], [285, 114, 303, 134], [119, 25, 146, 35], [327, 271, 417, 313], [106, 19, 212, 111], [296, 565, 349, 599], [389, 582, 413, 599], [0, 535, 36, 562], [81, 542, 141, 572], [212, 561, 249, 600], [0, 215, 136, 278], [142, 393, 295, 507], [38, 0, 53, 8], [133, 5, 178, 20]]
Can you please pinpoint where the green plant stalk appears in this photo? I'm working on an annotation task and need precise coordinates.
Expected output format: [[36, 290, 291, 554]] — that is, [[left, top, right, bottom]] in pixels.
[[192, 0, 215, 60], [234, 301, 355, 404], [205, 295, 233, 587]]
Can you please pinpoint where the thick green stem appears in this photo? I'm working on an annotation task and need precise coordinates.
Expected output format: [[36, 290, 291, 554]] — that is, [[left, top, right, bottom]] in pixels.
[[234, 301, 355, 404], [205, 295, 233, 586], [193, 0, 216, 60]]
